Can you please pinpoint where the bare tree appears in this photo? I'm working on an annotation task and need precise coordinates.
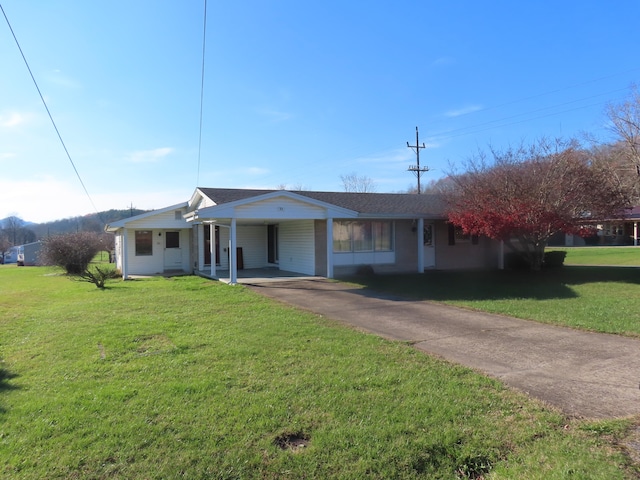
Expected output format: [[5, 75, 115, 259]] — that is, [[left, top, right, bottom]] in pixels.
[[340, 172, 377, 193], [606, 86, 640, 179]]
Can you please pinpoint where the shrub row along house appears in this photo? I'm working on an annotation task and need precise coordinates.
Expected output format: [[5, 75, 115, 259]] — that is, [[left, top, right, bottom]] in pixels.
[[105, 187, 503, 283]]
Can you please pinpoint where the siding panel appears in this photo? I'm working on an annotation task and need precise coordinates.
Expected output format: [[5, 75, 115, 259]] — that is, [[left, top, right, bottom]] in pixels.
[[279, 220, 315, 275]]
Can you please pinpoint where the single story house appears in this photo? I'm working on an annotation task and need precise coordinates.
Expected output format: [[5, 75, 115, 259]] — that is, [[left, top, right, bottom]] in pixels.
[[105, 188, 502, 283], [550, 206, 640, 247]]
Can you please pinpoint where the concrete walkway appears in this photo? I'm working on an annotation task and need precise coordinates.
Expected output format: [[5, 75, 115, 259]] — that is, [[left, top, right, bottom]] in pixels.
[[246, 278, 640, 419]]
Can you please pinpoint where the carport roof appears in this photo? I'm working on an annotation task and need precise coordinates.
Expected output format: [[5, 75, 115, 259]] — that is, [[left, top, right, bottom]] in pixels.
[[197, 188, 446, 217]]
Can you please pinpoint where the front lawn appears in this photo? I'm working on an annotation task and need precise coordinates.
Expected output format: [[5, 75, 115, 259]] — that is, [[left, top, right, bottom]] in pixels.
[[548, 246, 640, 266], [344, 266, 640, 337], [0, 265, 636, 478]]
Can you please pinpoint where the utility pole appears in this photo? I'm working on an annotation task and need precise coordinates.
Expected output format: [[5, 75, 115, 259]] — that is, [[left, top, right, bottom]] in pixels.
[[407, 126, 429, 194]]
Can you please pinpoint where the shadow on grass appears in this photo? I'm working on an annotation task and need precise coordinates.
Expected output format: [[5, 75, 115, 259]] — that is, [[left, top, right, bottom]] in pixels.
[[341, 266, 640, 302], [0, 367, 19, 414]]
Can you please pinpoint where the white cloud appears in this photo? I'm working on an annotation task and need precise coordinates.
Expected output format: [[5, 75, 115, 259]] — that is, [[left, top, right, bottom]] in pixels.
[[246, 167, 269, 175], [0, 152, 17, 161], [128, 147, 174, 163], [0, 111, 30, 128], [444, 105, 483, 117], [0, 177, 89, 223], [0, 176, 190, 223], [47, 69, 82, 89]]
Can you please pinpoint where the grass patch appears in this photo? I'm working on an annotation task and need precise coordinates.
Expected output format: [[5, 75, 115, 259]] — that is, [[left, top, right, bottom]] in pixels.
[[0, 265, 637, 478], [344, 266, 640, 337], [548, 246, 640, 266]]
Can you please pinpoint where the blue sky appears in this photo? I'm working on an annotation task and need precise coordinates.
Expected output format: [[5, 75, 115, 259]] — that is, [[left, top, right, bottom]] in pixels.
[[1, 1, 639, 223]]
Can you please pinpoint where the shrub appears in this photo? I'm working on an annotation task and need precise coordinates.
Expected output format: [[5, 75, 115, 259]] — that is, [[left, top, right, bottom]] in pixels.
[[78, 265, 119, 289], [504, 252, 531, 270], [543, 251, 567, 268], [40, 232, 103, 274]]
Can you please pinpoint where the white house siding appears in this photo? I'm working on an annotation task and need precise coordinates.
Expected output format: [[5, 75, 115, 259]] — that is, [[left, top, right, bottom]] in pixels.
[[114, 233, 123, 272], [123, 228, 191, 275], [278, 220, 316, 275], [236, 225, 267, 269], [207, 225, 268, 270], [218, 227, 230, 270], [235, 197, 326, 220]]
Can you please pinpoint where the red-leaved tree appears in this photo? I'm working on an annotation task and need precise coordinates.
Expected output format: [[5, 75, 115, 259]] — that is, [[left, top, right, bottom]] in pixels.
[[442, 138, 632, 270]]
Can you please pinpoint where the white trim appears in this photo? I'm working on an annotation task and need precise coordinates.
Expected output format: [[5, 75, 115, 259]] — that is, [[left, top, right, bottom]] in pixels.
[[210, 224, 216, 277], [122, 230, 129, 279], [230, 218, 237, 285]]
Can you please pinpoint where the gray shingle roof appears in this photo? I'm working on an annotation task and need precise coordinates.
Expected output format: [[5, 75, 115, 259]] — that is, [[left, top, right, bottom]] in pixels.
[[197, 188, 446, 217]]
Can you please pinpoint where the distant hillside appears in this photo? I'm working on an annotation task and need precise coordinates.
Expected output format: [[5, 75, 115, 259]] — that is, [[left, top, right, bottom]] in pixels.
[[27, 209, 149, 238]]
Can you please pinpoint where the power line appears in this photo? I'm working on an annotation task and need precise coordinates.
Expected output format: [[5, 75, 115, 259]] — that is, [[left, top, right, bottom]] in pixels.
[[1, 3, 100, 216], [196, 0, 208, 187], [429, 87, 630, 142]]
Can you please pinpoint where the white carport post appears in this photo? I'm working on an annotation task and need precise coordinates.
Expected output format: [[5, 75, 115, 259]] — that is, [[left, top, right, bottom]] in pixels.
[[121, 229, 129, 279], [229, 217, 238, 284], [326, 218, 334, 279], [209, 223, 216, 277], [635, 222, 638, 247], [417, 218, 424, 273]]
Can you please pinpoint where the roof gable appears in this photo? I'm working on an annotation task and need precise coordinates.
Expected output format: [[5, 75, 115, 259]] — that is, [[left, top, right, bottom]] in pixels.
[[105, 202, 189, 231]]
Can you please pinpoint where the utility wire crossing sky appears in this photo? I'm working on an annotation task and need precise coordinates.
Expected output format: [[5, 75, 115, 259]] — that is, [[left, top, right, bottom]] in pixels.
[[1, 0, 639, 223]]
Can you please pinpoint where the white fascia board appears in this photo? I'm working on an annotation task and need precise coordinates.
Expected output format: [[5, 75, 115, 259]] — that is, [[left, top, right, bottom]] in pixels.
[[193, 191, 358, 220], [188, 188, 214, 209], [355, 213, 448, 220], [104, 202, 189, 231]]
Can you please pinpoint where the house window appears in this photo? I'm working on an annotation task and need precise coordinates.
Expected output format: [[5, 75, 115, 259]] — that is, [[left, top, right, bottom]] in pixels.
[[333, 221, 394, 252], [448, 224, 478, 246], [333, 222, 352, 252], [135, 230, 153, 256], [352, 222, 373, 251], [166, 231, 180, 248], [174, 210, 183, 220]]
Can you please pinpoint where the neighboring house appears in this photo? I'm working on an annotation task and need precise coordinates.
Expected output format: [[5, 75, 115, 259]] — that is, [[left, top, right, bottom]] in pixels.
[[17, 241, 41, 266], [2, 246, 19, 264], [551, 206, 640, 247], [105, 188, 502, 283]]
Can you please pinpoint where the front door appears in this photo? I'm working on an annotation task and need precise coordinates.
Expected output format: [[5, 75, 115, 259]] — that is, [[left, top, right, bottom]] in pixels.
[[164, 231, 182, 270], [423, 224, 436, 269]]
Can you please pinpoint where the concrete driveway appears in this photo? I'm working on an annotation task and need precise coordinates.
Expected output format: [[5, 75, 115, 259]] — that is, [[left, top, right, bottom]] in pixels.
[[246, 278, 640, 419]]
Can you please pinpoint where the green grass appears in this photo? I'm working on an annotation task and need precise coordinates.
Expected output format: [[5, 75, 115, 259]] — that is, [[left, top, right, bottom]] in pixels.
[[344, 266, 640, 337], [548, 246, 640, 266], [0, 265, 637, 478]]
